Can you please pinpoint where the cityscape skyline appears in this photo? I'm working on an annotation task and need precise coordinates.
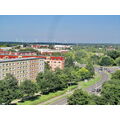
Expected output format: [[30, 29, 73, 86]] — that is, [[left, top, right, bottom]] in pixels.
[[0, 15, 120, 43]]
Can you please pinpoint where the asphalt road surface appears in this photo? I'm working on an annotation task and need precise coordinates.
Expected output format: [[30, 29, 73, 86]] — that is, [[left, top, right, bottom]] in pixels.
[[48, 66, 119, 105], [50, 97, 68, 105], [86, 71, 109, 93]]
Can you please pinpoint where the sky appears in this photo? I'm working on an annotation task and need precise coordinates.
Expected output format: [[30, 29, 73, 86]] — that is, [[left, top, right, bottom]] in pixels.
[[0, 15, 120, 43]]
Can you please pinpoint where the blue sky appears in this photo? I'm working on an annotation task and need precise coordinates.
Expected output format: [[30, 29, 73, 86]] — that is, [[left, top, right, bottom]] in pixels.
[[0, 15, 120, 43]]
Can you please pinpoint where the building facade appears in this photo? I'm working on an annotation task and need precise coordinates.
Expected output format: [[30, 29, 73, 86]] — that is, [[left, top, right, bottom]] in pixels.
[[0, 55, 64, 71], [0, 49, 37, 56], [31, 44, 49, 48], [0, 57, 44, 83], [45, 56, 64, 71], [37, 48, 69, 55]]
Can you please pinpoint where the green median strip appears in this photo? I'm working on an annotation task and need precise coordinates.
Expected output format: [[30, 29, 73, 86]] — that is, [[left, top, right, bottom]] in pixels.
[[79, 72, 101, 89], [17, 85, 77, 105]]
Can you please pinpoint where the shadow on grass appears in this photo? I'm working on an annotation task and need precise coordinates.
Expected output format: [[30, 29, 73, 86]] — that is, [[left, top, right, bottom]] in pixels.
[[19, 95, 40, 103]]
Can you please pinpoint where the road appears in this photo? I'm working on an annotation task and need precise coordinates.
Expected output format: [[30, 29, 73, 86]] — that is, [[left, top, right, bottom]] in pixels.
[[44, 66, 119, 105], [86, 71, 109, 93], [49, 71, 109, 105], [50, 97, 68, 105]]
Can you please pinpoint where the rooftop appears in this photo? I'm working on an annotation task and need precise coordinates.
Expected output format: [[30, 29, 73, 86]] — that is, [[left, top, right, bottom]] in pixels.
[[0, 57, 44, 63]]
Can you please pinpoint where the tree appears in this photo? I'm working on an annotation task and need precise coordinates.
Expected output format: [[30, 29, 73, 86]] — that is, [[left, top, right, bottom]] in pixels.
[[14, 45, 21, 49], [100, 79, 120, 105], [54, 68, 68, 88], [0, 74, 21, 105], [91, 95, 106, 105], [19, 47, 39, 53], [86, 62, 95, 77], [98, 70, 120, 105], [68, 89, 94, 105], [52, 52, 62, 56], [7, 49, 16, 52], [90, 55, 100, 64], [36, 72, 50, 94], [36, 70, 55, 94], [99, 56, 114, 66], [63, 67, 79, 83], [115, 57, 120, 66], [107, 50, 120, 59], [45, 62, 51, 71], [77, 67, 91, 80], [36, 69, 68, 94], [74, 50, 88, 63], [111, 70, 120, 79], [49, 45, 54, 49], [23, 43, 30, 47], [20, 80, 38, 97], [65, 56, 74, 67]]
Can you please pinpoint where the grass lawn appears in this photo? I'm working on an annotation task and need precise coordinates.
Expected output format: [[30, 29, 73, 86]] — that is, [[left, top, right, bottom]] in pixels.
[[17, 85, 77, 105], [79, 72, 101, 89]]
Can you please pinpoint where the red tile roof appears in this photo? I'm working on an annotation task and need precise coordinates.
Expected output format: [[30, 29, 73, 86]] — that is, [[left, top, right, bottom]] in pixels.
[[0, 55, 64, 60]]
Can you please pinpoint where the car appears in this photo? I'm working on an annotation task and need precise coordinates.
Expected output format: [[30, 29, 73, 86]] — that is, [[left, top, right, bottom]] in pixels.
[[96, 88, 101, 92], [99, 67, 103, 71], [107, 70, 111, 73], [92, 89, 96, 92], [104, 68, 107, 70]]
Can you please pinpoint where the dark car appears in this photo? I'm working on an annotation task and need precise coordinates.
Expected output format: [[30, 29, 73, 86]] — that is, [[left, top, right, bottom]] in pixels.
[[92, 89, 96, 92]]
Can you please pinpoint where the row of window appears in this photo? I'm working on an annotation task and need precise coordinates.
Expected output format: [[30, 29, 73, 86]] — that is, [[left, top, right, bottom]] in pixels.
[[30, 67, 44, 71], [30, 63, 44, 67], [30, 60, 44, 63], [47, 61, 61, 63], [1, 61, 27, 66], [2, 70, 27, 75], [30, 65, 38, 67], [1, 66, 44, 72], [2, 66, 28, 71], [17, 66, 27, 69], [17, 74, 27, 78]]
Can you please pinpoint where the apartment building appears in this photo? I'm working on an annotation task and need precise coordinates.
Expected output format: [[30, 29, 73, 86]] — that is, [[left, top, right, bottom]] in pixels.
[[31, 44, 49, 48], [0, 57, 44, 84], [54, 45, 71, 50], [0, 55, 64, 71], [45, 56, 64, 71], [22, 56, 64, 71], [37, 48, 69, 55], [0, 49, 37, 56]]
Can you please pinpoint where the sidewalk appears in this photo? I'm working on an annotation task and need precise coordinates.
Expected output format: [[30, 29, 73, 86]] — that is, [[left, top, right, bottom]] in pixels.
[[39, 88, 77, 105]]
